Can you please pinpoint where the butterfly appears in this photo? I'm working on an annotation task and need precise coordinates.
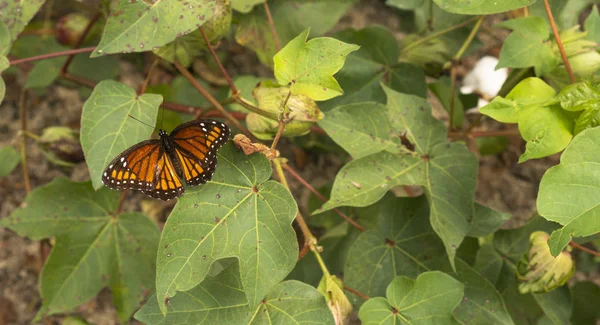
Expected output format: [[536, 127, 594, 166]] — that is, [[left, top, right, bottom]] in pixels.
[[102, 119, 230, 201]]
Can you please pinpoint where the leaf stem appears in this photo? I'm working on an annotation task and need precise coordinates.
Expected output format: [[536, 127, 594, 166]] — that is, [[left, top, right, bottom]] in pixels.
[[199, 27, 238, 94], [138, 58, 159, 96], [173, 61, 255, 139], [543, 0, 576, 83], [282, 163, 365, 232], [115, 190, 128, 215], [400, 16, 481, 55], [570, 241, 600, 257], [19, 88, 30, 194], [263, 1, 281, 52], [233, 96, 279, 120], [270, 90, 292, 150], [343, 286, 370, 300], [61, 12, 101, 75], [9, 46, 97, 66]]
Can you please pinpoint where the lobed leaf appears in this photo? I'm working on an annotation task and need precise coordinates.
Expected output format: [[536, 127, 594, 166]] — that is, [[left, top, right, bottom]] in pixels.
[[0, 145, 19, 176], [80, 80, 161, 189], [0, 178, 159, 323], [0, 0, 45, 45], [537, 126, 600, 255], [274, 29, 359, 101], [359, 272, 464, 325], [155, 144, 298, 314], [93, 0, 216, 57]]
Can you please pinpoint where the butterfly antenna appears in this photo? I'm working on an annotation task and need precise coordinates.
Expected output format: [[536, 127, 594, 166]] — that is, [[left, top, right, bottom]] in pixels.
[[127, 114, 155, 129]]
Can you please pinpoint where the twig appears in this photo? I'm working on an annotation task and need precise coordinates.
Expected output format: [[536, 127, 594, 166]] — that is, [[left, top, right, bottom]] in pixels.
[[400, 16, 481, 55], [343, 286, 370, 300], [19, 88, 30, 194], [282, 163, 366, 232], [173, 61, 255, 139], [139, 58, 159, 96], [62, 72, 98, 88], [233, 96, 278, 120], [543, 0, 576, 83], [9, 46, 96, 66], [263, 1, 281, 52], [199, 27, 238, 94], [270, 90, 292, 150], [61, 12, 101, 75], [115, 190, 129, 215], [570, 241, 600, 257]]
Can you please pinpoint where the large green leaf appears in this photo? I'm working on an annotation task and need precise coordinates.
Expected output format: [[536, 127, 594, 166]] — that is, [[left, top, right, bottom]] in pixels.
[[317, 102, 403, 159], [532, 287, 572, 325], [359, 272, 464, 325], [235, 0, 358, 67], [552, 81, 600, 134], [571, 281, 600, 325], [93, 0, 216, 57], [0, 0, 45, 45], [343, 195, 447, 303], [318, 86, 477, 269], [537, 126, 600, 255], [480, 77, 573, 163], [80, 80, 162, 189], [321, 26, 427, 110], [584, 6, 600, 43], [433, 0, 535, 14], [273, 29, 359, 101], [10, 36, 69, 90], [138, 262, 333, 324], [0, 145, 19, 176], [155, 144, 298, 314], [468, 203, 511, 237], [0, 178, 159, 323], [231, 0, 265, 13], [496, 17, 559, 76]]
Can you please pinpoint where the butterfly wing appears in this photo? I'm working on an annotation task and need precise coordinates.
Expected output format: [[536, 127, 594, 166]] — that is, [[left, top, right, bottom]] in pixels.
[[102, 140, 185, 201], [170, 119, 230, 186]]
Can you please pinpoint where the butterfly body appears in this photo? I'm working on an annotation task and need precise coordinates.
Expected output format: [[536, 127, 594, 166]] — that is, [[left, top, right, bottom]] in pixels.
[[102, 119, 230, 201]]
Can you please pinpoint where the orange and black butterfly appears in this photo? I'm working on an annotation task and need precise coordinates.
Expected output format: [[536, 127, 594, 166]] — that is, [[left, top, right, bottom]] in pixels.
[[102, 119, 230, 201]]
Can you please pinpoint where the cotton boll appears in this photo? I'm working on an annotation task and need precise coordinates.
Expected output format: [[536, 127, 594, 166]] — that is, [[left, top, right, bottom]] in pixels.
[[461, 56, 508, 109]]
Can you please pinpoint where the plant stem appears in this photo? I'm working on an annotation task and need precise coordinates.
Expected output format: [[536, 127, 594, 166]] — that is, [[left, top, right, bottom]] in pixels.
[[19, 88, 30, 194], [263, 1, 281, 52], [61, 12, 101, 75], [139, 58, 159, 96], [343, 286, 370, 300], [570, 241, 600, 257], [115, 190, 129, 215], [10, 46, 96, 66], [543, 0, 576, 83], [63, 72, 97, 88], [270, 90, 292, 150], [282, 163, 366, 232], [173, 61, 255, 139], [311, 238, 330, 277], [400, 16, 481, 55], [233, 96, 279, 120], [199, 27, 238, 94]]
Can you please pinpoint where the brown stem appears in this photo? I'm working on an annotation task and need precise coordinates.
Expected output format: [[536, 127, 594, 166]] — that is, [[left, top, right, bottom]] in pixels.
[[270, 90, 292, 150], [138, 58, 159, 96], [543, 0, 576, 83], [263, 1, 281, 52], [19, 88, 30, 194], [115, 190, 129, 215], [173, 61, 255, 139], [199, 27, 238, 94], [344, 286, 370, 300], [61, 12, 101, 75], [63, 72, 98, 88], [10, 46, 96, 66], [570, 241, 600, 257], [233, 96, 279, 120], [282, 163, 366, 232], [449, 63, 458, 130]]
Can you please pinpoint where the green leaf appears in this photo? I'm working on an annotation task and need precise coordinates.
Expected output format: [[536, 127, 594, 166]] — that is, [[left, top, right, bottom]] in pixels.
[[571, 281, 600, 325], [474, 244, 504, 285], [584, 5, 600, 43], [493, 216, 559, 261], [138, 263, 333, 325], [385, 0, 422, 9], [273, 29, 359, 101], [0, 178, 159, 323], [496, 17, 559, 76], [320, 26, 427, 110], [93, 0, 217, 57], [0, 55, 8, 106], [480, 77, 573, 162], [468, 203, 511, 237], [80, 80, 162, 190], [344, 195, 447, 303], [553, 81, 600, 134], [0, 0, 45, 44], [359, 272, 464, 325], [433, 0, 535, 14], [317, 102, 403, 159], [235, 0, 358, 67], [155, 144, 298, 313], [11, 36, 68, 89], [449, 259, 515, 325], [0, 145, 19, 176], [231, 0, 265, 13], [532, 287, 572, 325], [68, 54, 121, 83], [537, 126, 600, 255], [476, 136, 509, 156]]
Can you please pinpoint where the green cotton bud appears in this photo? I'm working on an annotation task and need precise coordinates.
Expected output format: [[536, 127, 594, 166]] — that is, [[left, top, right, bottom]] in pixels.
[[517, 231, 574, 294], [38, 126, 84, 166], [246, 81, 324, 140], [317, 275, 352, 325]]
